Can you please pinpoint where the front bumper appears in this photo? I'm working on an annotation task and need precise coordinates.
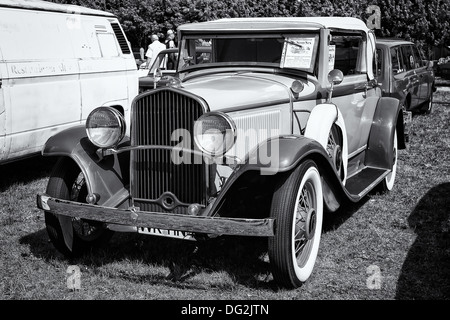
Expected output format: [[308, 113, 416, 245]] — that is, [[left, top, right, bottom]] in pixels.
[[36, 193, 275, 237]]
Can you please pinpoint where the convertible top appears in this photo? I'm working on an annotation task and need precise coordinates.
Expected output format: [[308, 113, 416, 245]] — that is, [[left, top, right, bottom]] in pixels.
[[179, 17, 370, 33]]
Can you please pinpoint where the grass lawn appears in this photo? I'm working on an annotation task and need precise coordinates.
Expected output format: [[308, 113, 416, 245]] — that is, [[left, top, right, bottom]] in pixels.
[[1, 84, 449, 302]]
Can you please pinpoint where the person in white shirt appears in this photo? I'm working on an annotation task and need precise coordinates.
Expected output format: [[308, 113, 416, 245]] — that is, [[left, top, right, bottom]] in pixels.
[[145, 34, 166, 67]]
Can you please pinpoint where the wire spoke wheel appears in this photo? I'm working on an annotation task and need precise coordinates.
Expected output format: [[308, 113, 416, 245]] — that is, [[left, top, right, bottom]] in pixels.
[[327, 124, 343, 180], [69, 172, 103, 241], [268, 160, 323, 288], [294, 181, 317, 267]]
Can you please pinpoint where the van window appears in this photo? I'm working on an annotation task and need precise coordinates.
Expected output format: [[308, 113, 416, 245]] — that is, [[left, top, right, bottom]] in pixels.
[[110, 22, 131, 54], [331, 33, 365, 76]]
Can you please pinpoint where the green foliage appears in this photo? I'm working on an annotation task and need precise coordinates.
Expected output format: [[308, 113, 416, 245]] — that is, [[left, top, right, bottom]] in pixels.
[[51, 0, 449, 56]]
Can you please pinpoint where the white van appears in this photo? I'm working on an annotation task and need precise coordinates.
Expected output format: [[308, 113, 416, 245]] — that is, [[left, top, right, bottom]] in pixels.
[[0, 0, 138, 163]]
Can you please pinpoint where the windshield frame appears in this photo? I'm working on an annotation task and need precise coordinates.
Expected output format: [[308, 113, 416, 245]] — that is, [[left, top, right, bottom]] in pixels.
[[177, 32, 320, 76]]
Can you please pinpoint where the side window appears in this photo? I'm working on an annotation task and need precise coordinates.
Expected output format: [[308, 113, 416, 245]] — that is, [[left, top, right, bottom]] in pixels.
[[375, 48, 382, 77], [412, 45, 426, 67], [390, 47, 405, 74], [331, 33, 365, 76], [401, 45, 416, 70]]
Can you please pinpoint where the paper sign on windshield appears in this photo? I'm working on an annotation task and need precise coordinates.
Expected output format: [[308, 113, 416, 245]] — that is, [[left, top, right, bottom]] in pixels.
[[328, 45, 336, 72], [281, 37, 316, 69]]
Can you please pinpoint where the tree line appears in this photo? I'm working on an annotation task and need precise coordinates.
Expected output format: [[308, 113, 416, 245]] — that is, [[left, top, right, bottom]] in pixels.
[[53, 0, 449, 58]]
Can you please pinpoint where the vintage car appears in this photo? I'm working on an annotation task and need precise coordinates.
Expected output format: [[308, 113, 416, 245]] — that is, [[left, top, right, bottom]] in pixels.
[[37, 17, 406, 289], [375, 38, 436, 116]]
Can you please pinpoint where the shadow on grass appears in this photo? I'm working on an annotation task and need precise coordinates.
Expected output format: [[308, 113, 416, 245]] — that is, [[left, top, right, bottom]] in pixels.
[[0, 155, 56, 191], [396, 182, 450, 300], [21, 226, 275, 290], [20, 189, 374, 292], [322, 196, 370, 233]]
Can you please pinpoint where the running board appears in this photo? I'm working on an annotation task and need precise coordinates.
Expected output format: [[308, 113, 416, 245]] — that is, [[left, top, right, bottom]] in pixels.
[[345, 167, 390, 200]]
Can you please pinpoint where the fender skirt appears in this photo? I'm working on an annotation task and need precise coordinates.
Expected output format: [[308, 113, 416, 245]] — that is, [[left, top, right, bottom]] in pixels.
[[365, 96, 401, 170]]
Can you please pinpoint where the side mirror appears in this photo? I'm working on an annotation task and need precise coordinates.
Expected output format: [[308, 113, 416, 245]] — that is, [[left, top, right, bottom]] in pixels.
[[327, 69, 344, 103], [328, 69, 344, 86]]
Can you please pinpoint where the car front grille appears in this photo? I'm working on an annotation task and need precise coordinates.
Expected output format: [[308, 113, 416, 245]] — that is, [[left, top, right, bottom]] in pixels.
[[130, 88, 207, 213]]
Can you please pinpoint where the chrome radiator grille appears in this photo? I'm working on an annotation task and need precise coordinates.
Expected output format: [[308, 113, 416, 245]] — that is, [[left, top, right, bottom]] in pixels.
[[131, 89, 207, 212]]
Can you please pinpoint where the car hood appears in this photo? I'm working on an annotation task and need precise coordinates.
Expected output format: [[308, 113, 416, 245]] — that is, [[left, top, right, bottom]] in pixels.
[[181, 71, 315, 111]]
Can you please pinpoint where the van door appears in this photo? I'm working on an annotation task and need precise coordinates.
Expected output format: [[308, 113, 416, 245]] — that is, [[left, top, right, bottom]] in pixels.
[[77, 18, 129, 121]]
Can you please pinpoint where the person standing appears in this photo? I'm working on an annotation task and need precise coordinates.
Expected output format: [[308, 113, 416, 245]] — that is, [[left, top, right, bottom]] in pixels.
[[145, 34, 166, 67], [165, 29, 176, 49], [165, 29, 177, 69]]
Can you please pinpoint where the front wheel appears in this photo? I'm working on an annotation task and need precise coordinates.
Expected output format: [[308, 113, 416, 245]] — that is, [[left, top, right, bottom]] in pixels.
[[44, 157, 113, 257], [268, 160, 323, 288]]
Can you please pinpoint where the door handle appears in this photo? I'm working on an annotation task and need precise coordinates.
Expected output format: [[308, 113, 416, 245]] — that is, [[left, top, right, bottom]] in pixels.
[[0, 79, 2, 89]]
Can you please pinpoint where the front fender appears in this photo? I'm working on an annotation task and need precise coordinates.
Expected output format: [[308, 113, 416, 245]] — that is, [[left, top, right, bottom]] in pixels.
[[304, 103, 348, 184], [42, 126, 130, 207], [243, 135, 330, 175], [210, 135, 345, 216]]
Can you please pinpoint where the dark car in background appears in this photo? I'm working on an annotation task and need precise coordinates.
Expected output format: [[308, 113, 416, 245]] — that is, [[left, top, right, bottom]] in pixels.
[[376, 39, 436, 116], [437, 56, 450, 78]]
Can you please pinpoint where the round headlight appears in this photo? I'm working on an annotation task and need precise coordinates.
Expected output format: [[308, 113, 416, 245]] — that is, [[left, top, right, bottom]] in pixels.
[[86, 107, 125, 148], [194, 112, 236, 156]]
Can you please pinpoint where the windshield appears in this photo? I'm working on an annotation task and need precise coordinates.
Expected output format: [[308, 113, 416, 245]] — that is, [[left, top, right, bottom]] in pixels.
[[178, 33, 319, 74]]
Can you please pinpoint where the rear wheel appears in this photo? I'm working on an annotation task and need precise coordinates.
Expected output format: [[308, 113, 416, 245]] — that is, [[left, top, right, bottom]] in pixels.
[[44, 157, 112, 257], [268, 160, 323, 288]]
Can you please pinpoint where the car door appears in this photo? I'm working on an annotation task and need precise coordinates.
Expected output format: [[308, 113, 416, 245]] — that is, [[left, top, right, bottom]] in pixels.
[[400, 45, 422, 108], [412, 45, 432, 103], [330, 31, 379, 156]]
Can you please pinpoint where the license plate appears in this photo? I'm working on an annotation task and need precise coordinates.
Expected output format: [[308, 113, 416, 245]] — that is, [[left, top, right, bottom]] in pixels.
[[138, 227, 196, 241]]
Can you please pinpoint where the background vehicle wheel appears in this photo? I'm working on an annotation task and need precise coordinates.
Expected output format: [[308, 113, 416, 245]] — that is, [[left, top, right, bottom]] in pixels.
[[44, 157, 113, 257], [379, 129, 398, 192], [268, 160, 323, 288]]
